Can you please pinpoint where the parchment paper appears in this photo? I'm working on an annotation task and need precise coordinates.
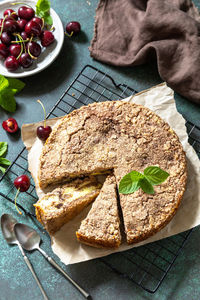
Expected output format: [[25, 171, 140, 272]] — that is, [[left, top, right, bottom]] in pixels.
[[22, 83, 200, 265]]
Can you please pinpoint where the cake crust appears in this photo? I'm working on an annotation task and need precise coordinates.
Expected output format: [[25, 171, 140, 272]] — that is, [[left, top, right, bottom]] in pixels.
[[76, 175, 121, 248], [37, 100, 187, 244]]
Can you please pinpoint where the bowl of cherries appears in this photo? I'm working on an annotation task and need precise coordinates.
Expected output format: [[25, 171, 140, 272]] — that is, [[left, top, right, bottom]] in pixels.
[[0, 0, 64, 77]]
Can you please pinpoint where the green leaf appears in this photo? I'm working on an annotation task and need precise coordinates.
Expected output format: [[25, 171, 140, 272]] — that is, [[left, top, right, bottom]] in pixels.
[[36, 0, 52, 25], [129, 170, 144, 181], [0, 142, 11, 173], [44, 14, 53, 25], [144, 166, 169, 185], [11, 88, 18, 95], [0, 166, 6, 174], [7, 78, 25, 93], [118, 166, 169, 195], [0, 142, 7, 157], [0, 90, 16, 112], [0, 75, 25, 112], [119, 171, 144, 194], [139, 177, 155, 194], [37, 10, 45, 18], [0, 157, 11, 166], [0, 75, 9, 93], [36, 0, 51, 13]]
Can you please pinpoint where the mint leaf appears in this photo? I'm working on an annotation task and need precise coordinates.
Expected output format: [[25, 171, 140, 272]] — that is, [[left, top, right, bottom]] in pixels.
[[119, 171, 144, 194], [0, 75, 25, 112], [0, 142, 7, 157], [0, 142, 11, 174], [0, 166, 6, 174], [36, 0, 52, 25], [118, 166, 169, 195], [0, 75, 9, 93], [139, 177, 155, 194], [7, 78, 25, 93], [0, 157, 11, 166], [37, 10, 45, 17], [0, 90, 16, 112], [144, 166, 169, 185], [36, 0, 50, 13], [119, 179, 140, 194], [11, 88, 18, 95], [44, 14, 53, 25]]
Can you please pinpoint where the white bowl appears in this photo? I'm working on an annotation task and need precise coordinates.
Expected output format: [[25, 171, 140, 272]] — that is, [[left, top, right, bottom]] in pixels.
[[0, 0, 64, 77]]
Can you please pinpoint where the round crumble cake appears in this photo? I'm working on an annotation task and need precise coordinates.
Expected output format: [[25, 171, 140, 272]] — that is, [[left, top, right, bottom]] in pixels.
[[37, 100, 187, 245]]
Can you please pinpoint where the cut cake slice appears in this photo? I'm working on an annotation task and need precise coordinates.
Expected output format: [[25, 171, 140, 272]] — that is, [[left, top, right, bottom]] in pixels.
[[34, 177, 102, 234], [76, 174, 121, 248]]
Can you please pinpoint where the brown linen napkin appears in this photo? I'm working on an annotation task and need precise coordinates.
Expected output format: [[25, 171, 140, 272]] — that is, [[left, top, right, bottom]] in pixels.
[[90, 0, 200, 104]]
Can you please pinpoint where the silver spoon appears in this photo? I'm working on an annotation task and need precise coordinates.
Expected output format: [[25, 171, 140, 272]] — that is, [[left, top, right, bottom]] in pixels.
[[1, 214, 49, 300], [14, 223, 90, 299]]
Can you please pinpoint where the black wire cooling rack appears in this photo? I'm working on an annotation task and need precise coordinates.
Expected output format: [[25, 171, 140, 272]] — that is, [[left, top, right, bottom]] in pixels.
[[0, 64, 199, 293]]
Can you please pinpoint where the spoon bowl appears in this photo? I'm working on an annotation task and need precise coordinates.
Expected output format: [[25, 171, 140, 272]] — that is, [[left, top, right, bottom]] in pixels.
[[14, 223, 41, 251], [14, 223, 90, 299], [1, 213, 18, 245], [1, 214, 49, 300]]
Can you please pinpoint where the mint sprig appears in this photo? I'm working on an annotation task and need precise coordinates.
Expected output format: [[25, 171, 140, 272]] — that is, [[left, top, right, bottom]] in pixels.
[[0, 75, 25, 112], [0, 142, 11, 174], [36, 0, 53, 26], [0, 142, 7, 156], [119, 166, 169, 195]]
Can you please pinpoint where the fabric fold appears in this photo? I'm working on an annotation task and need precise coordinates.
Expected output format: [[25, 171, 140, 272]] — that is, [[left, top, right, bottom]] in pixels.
[[90, 0, 200, 104]]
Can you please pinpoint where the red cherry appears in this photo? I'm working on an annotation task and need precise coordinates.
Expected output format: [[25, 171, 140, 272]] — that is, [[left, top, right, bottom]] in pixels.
[[18, 6, 35, 20], [36, 100, 52, 141], [2, 118, 19, 133], [4, 55, 19, 71], [19, 53, 32, 68], [25, 20, 41, 37], [37, 126, 52, 141], [14, 174, 30, 214], [20, 31, 29, 40], [1, 32, 12, 45], [9, 44, 21, 57], [14, 175, 30, 192], [32, 17, 43, 28], [3, 19, 18, 33], [27, 41, 41, 57], [3, 9, 18, 20], [17, 19, 28, 31], [41, 31, 54, 47], [65, 21, 81, 36], [0, 43, 9, 59]]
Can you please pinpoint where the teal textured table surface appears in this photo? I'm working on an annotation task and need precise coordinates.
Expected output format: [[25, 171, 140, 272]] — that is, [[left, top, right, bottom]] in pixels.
[[0, 1, 200, 299]]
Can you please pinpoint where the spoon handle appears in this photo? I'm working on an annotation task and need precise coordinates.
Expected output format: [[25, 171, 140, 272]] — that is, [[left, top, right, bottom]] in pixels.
[[18, 244, 49, 300], [23, 256, 49, 300], [38, 248, 90, 299]]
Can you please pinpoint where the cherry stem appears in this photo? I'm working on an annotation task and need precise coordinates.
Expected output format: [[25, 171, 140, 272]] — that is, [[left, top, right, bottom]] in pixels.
[[0, 13, 16, 37], [10, 11, 18, 19], [41, 18, 45, 30], [27, 36, 37, 59], [64, 31, 73, 37], [11, 39, 29, 43], [14, 188, 22, 215], [0, 14, 9, 37], [14, 33, 24, 59], [11, 2, 33, 8], [37, 100, 47, 128]]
